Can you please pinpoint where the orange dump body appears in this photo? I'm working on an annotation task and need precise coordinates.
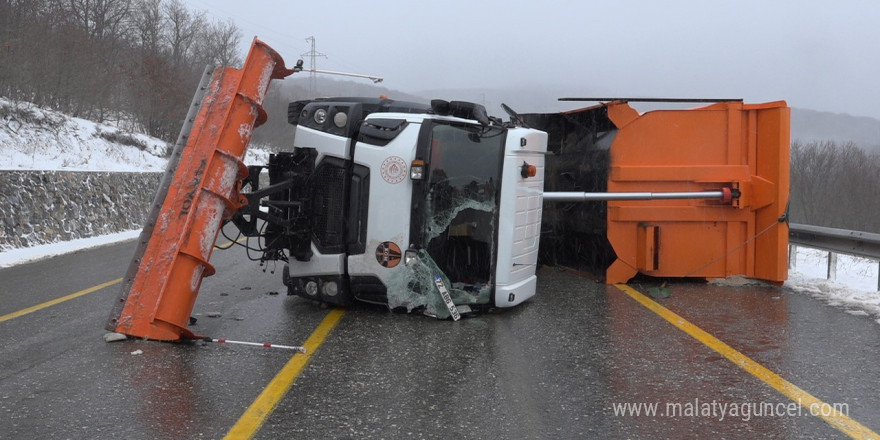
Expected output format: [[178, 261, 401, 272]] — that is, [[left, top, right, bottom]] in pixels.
[[107, 39, 293, 340], [604, 101, 790, 284]]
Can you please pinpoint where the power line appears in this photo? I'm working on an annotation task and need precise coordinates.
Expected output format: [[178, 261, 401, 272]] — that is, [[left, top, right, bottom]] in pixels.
[[301, 36, 327, 96]]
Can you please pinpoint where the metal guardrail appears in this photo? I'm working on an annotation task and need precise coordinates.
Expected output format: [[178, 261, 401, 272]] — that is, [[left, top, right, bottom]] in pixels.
[[789, 223, 880, 291], [789, 223, 880, 260]]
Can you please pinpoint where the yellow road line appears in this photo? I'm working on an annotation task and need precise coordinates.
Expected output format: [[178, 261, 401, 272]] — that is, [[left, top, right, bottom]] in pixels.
[[0, 233, 245, 323], [224, 309, 346, 440], [0, 278, 122, 323], [1, 233, 249, 324], [615, 284, 879, 440], [215, 235, 248, 250]]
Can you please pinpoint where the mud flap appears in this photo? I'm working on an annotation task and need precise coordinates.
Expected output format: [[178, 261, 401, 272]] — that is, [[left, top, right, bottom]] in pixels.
[[106, 39, 295, 341], [603, 101, 790, 284]]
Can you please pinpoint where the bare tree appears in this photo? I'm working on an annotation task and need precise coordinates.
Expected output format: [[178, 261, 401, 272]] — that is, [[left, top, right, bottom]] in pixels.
[[0, 0, 246, 141], [790, 140, 880, 233], [195, 18, 242, 68], [59, 0, 132, 41], [132, 0, 162, 53], [161, 0, 204, 67]]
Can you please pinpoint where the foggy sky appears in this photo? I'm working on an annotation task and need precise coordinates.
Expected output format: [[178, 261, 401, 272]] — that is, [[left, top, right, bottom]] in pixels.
[[192, 0, 880, 119]]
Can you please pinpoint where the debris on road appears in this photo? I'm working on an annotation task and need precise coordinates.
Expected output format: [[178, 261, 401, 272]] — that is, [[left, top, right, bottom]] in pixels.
[[649, 287, 671, 299], [102, 332, 127, 343], [648, 282, 671, 299], [203, 337, 306, 353], [709, 275, 773, 288]]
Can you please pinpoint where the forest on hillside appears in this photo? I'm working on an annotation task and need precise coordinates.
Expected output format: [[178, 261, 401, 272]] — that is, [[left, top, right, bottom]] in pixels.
[[0, 0, 427, 146], [0, 0, 242, 141], [790, 141, 880, 233]]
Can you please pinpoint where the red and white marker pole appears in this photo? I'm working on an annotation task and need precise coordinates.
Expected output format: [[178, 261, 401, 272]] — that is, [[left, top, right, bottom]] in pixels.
[[203, 337, 306, 353]]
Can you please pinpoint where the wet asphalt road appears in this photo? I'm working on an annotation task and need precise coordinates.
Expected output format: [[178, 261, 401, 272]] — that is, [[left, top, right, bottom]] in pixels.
[[1, 237, 880, 439]]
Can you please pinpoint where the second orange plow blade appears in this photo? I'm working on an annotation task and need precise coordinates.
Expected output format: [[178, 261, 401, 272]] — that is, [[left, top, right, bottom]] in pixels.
[[603, 101, 790, 284]]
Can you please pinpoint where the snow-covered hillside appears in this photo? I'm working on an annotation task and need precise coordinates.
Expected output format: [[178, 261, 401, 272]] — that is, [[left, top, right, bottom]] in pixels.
[[0, 97, 270, 171]]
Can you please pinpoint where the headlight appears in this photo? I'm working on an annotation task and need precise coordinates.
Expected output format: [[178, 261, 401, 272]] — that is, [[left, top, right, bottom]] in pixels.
[[322, 280, 338, 296], [305, 280, 318, 296], [314, 108, 328, 125], [333, 111, 348, 128], [405, 249, 420, 266]]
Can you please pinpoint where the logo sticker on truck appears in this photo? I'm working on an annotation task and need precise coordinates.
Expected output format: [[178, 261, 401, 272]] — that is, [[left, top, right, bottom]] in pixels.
[[375, 241, 402, 268], [380, 156, 407, 184]]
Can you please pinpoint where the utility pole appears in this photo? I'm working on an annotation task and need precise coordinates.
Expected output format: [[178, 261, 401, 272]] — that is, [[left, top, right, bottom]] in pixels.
[[301, 36, 326, 96], [297, 36, 384, 90]]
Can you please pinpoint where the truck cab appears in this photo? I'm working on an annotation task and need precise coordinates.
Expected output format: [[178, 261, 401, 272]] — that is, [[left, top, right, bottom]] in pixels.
[[264, 97, 547, 318]]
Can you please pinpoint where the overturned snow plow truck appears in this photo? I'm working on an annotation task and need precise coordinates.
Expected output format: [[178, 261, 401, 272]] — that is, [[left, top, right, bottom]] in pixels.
[[107, 39, 789, 339]]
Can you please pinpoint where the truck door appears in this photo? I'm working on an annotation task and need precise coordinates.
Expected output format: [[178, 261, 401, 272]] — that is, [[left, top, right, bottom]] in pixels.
[[345, 115, 423, 306]]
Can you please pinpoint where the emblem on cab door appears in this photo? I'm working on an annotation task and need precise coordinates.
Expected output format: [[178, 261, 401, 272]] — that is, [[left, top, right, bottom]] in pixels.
[[376, 241, 402, 268], [380, 156, 407, 184]]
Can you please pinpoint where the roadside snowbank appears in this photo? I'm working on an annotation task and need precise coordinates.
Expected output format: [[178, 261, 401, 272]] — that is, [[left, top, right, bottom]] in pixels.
[[785, 247, 880, 323]]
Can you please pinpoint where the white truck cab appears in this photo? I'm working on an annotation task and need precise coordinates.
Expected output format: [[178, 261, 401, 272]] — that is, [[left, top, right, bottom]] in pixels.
[[261, 97, 547, 319]]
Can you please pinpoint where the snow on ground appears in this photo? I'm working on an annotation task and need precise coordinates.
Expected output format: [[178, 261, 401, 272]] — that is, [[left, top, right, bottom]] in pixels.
[[244, 147, 271, 167], [0, 97, 272, 172], [785, 247, 880, 323], [1, 98, 168, 172]]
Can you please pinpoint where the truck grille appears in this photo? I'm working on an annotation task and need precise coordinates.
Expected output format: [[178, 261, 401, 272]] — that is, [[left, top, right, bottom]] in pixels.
[[312, 161, 346, 253]]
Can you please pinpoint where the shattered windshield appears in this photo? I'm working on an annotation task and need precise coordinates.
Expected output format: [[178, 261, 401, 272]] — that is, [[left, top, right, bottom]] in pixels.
[[388, 121, 506, 318]]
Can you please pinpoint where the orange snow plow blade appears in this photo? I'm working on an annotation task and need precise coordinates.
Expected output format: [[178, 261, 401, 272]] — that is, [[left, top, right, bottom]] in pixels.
[[106, 39, 295, 340], [604, 101, 790, 284]]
